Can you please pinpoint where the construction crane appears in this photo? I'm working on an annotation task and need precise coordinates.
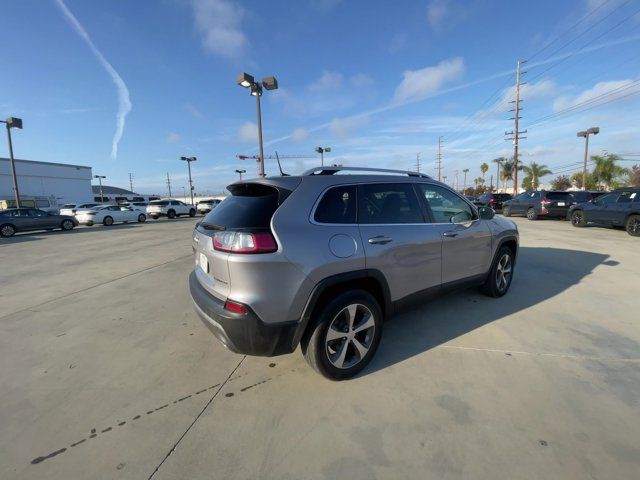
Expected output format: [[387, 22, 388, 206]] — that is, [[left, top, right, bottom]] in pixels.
[[236, 153, 316, 176]]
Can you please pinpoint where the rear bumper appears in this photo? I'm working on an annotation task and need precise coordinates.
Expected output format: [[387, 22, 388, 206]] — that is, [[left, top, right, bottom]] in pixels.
[[189, 271, 298, 356]]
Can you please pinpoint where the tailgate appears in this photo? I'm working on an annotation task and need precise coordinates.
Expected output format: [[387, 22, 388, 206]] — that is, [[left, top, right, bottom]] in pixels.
[[193, 229, 230, 300]]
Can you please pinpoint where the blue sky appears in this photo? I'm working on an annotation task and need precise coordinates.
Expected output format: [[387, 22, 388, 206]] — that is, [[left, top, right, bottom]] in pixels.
[[1, 0, 639, 194]]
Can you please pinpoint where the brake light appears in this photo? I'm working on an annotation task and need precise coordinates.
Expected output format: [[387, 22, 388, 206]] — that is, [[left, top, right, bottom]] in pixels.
[[541, 197, 551, 204], [87, 211, 98, 216], [213, 231, 277, 254], [224, 299, 247, 315], [72, 209, 77, 213], [489, 197, 494, 203]]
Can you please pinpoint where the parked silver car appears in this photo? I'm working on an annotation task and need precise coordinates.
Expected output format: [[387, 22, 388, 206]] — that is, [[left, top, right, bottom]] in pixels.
[[190, 167, 519, 380]]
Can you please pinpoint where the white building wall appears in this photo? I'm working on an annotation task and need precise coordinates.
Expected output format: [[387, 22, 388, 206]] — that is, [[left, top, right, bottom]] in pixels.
[[0, 158, 93, 205]]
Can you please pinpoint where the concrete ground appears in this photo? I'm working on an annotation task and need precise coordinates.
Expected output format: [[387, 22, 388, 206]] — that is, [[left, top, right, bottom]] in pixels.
[[0, 216, 638, 480]]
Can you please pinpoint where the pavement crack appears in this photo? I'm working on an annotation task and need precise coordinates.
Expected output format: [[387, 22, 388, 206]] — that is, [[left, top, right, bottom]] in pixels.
[[147, 356, 246, 480]]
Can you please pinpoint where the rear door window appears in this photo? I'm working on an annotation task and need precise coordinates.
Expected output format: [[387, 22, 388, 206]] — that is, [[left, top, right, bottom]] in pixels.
[[616, 192, 633, 203], [358, 183, 424, 224], [314, 185, 357, 224], [201, 183, 284, 229]]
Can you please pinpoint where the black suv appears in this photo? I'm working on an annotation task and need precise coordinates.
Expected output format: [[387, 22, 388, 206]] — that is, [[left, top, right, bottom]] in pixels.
[[567, 190, 606, 204], [503, 190, 573, 220], [474, 193, 513, 212], [568, 188, 640, 236]]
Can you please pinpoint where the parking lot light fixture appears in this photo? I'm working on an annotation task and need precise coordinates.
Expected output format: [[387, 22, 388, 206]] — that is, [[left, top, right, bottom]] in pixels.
[[180, 156, 197, 205], [314, 146, 332, 166], [1, 117, 23, 207], [235, 169, 246, 180], [236, 72, 279, 178], [577, 127, 599, 191], [94, 175, 106, 203]]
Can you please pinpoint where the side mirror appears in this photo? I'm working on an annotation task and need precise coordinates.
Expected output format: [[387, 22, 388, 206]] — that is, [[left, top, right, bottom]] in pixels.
[[450, 211, 473, 224], [478, 206, 495, 220]]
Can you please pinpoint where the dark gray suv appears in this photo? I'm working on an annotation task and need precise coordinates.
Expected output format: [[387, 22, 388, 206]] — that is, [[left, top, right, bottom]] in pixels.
[[190, 167, 519, 380]]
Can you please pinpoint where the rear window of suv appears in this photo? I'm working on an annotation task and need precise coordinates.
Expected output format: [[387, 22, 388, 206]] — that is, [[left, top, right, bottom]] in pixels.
[[546, 192, 571, 200], [492, 194, 512, 201], [201, 183, 284, 229], [149, 201, 169, 206]]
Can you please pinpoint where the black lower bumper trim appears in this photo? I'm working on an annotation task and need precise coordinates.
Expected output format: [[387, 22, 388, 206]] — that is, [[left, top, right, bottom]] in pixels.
[[189, 271, 298, 357]]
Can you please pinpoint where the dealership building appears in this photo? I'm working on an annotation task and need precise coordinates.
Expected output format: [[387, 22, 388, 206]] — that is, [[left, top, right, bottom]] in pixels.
[[0, 158, 93, 205]]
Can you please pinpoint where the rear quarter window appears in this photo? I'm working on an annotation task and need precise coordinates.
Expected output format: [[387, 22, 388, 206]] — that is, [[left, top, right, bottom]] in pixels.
[[314, 185, 357, 224]]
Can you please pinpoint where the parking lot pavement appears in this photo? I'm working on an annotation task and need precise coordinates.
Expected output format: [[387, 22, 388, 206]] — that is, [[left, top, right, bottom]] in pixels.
[[1, 216, 638, 479]]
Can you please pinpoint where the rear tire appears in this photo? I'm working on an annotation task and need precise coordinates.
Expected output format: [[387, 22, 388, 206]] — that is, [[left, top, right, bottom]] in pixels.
[[301, 289, 383, 381], [61, 219, 75, 231], [103, 216, 114, 226], [571, 210, 587, 227], [167, 210, 176, 219], [189, 209, 196, 217], [1, 224, 16, 238], [138, 214, 146, 223], [626, 214, 640, 236], [151, 216, 159, 220], [526, 207, 538, 221], [503, 205, 511, 217], [481, 246, 515, 298]]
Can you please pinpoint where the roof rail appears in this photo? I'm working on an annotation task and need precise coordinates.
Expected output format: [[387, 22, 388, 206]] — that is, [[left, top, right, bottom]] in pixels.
[[302, 166, 431, 178]]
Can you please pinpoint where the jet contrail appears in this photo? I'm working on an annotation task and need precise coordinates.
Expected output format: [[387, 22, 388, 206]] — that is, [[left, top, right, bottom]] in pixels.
[[54, 0, 131, 159]]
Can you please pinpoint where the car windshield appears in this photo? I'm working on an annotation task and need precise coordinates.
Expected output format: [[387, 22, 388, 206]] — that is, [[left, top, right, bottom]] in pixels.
[[61, 204, 76, 209]]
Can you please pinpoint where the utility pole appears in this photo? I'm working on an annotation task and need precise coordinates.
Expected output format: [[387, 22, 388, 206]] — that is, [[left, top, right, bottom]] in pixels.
[[415, 152, 421, 173], [506, 60, 527, 195], [437, 136, 443, 181], [495, 158, 502, 192], [166, 172, 172, 197], [454, 170, 459, 191], [490, 174, 494, 192], [1, 117, 23, 207], [462, 168, 469, 193], [128, 172, 134, 193]]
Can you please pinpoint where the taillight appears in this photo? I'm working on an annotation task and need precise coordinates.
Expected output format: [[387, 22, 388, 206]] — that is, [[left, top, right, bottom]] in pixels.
[[213, 231, 277, 254], [87, 211, 98, 216], [489, 197, 494, 203], [72, 209, 77, 213], [224, 299, 247, 315], [541, 197, 551, 204]]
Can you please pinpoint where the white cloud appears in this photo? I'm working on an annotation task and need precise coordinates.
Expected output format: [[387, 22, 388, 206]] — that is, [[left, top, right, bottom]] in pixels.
[[185, 103, 204, 119], [552, 80, 640, 112], [191, 0, 247, 58], [269, 88, 306, 117], [427, 0, 449, 30], [55, 0, 131, 160], [393, 57, 465, 105], [309, 71, 343, 92], [477, 79, 557, 117], [166, 132, 181, 144], [290, 128, 309, 142], [238, 121, 258, 143], [350, 73, 374, 87], [329, 115, 369, 138], [387, 32, 408, 54]]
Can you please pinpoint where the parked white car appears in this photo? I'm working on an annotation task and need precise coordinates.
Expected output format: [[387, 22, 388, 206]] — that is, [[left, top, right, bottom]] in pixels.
[[122, 201, 148, 212], [76, 205, 147, 226], [146, 199, 195, 219], [60, 203, 101, 216], [196, 198, 222, 215]]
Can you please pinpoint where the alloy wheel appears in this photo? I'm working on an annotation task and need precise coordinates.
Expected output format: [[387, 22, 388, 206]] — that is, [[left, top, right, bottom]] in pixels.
[[1, 225, 15, 237], [629, 217, 640, 234], [572, 212, 583, 226], [325, 304, 376, 369], [495, 253, 512, 292]]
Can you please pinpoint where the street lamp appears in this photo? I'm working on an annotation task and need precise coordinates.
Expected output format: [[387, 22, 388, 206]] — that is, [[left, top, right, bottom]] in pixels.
[[94, 175, 106, 203], [462, 168, 469, 193], [237, 72, 278, 178], [1, 117, 23, 207], [235, 169, 246, 180], [180, 156, 197, 205], [577, 127, 599, 190], [315, 146, 332, 166]]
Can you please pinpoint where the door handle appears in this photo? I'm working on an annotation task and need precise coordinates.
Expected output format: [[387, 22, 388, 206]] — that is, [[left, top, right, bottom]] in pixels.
[[368, 236, 393, 245], [443, 231, 458, 238]]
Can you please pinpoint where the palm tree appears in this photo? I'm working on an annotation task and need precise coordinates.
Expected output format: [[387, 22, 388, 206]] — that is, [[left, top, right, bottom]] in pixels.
[[480, 162, 489, 181], [501, 159, 515, 191], [492, 157, 507, 191], [591, 154, 628, 189], [521, 162, 552, 190]]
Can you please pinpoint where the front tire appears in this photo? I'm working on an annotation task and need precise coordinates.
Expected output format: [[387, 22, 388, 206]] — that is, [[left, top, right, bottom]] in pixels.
[[571, 210, 587, 227], [481, 246, 515, 298], [503, 205, 511, 217], [61, 219, 75, 231], [103, 216, 114, 226], [302, 290, 383, 381], [626, 214, 640, 236], [189, 209, 196, 217], [138, 214, 146, 223], [167, 210, 176, 219], [526, 207, 538, 221], [1, 224, 16, 238]]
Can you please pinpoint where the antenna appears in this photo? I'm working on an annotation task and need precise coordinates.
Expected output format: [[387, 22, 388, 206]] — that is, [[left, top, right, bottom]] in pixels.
[[274, 151, 290, 176]]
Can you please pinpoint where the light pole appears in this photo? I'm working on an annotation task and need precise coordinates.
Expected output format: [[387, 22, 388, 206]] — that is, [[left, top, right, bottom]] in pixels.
[[443, 175, 447, 185], [237, 73, 278, 177], [315, 146, 331, 166], [1, 117, 23, 207], [577, 127, 599, 190], [180, 156, 197, 205], [235, 169, 246, 180], [94, 175, 106, 203], [462, 169, 469, 193], [182, 186, 187, 200]]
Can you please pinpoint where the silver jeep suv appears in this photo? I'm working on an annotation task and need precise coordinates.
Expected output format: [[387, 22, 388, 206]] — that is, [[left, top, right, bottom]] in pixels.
[[190, 167, 518, 380]]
